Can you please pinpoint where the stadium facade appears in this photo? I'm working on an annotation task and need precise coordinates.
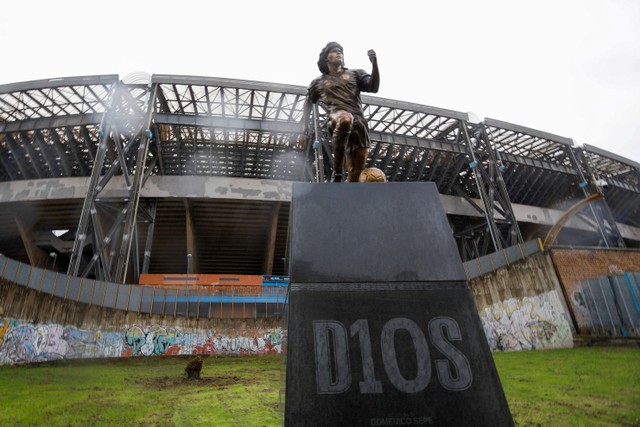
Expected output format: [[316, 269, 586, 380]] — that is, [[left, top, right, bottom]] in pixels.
[[0, 73, 639, 286]]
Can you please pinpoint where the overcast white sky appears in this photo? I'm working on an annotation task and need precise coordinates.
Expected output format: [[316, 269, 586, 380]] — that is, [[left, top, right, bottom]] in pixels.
[[1, 0, 639, 163]]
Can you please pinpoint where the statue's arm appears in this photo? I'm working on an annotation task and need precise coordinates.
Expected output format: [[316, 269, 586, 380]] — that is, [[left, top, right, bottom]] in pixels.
[[367, 49, 380, 93]]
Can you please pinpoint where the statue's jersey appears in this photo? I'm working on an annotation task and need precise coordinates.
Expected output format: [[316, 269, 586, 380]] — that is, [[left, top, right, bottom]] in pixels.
[[307, 68, 373, 149], [307, 69, 372, 118]]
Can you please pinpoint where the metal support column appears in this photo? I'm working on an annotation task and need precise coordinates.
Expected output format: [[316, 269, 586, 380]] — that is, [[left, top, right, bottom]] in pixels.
[[571, 148, 625, 248], [460, 120, 523, 254], [114, 84, 159, 283], [67, 79, 157, 283], [479, 124, 524, 247], [67, 83, 119, 277]]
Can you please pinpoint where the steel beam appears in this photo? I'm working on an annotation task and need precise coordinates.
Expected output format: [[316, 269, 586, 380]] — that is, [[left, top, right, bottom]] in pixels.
[[461, 120, 524, 254], [67, 85, 117, 277], [113, 84, 157, 283], [67, 80, 157, 282]]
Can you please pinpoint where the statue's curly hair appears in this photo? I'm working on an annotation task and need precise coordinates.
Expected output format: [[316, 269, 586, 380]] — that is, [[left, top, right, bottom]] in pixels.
[[317, 42, 343, 74]]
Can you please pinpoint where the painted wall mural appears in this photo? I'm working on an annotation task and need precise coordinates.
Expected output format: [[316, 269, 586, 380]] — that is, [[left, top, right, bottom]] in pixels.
[[0, 318, 284, 365], [479, 290, 574, 351]]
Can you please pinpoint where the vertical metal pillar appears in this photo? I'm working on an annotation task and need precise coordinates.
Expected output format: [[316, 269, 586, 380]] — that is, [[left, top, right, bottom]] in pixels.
[[67, 79, 157, 283], [68, 83, 119, 277], [570, 147, 625, 248], [479, 124, 524, 247], [114, 84, 159, 283], [460, 120, 523, 254]]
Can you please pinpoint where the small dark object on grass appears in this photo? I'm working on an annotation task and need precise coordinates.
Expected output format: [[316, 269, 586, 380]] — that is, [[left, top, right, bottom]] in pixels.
[[184, 356, 203, 380]]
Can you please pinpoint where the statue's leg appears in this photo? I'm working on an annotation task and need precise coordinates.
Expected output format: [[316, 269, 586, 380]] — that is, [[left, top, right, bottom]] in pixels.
[[329, 111, 353, 183], [331, 129, 349, 182], [347, 147, 368, 182]]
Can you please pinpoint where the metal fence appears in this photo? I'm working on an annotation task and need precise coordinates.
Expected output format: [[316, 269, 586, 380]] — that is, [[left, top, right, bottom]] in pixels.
[[0, 254, 287, 320], [463, 239, 543, 280], [578, 272, 640, 336]]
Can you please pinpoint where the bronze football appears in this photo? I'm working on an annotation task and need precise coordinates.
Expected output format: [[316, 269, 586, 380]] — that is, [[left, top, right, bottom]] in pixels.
[[358, 167, 387, 182]]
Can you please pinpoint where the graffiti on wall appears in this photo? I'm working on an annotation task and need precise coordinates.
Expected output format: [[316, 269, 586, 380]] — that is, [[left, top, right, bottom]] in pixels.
[[571, 289, 592, 333], [124, 325, 180, 356], [479, 290, 573, 351], [191, 327, 283, 355], [0, 321, 70, 363], [0, 318, 284, 365]]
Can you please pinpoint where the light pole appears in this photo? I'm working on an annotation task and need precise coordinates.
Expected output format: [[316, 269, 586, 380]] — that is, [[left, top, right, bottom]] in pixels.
[[49, 252, 57, 270]]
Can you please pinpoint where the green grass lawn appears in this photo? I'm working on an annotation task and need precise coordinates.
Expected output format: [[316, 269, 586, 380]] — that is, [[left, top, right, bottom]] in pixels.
[[0, 347, 638, 426], [493, 346, 640, 426]]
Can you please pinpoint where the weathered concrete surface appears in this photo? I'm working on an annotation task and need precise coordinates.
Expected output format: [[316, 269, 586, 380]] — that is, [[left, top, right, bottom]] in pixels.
[[0, 176, 294, 203], [3, 177, 638, 241], [468, 251, 574, 351]]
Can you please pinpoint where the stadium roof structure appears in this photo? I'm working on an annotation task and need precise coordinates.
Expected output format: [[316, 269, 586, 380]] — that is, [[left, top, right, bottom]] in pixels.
[[0, 74, 639, 284]]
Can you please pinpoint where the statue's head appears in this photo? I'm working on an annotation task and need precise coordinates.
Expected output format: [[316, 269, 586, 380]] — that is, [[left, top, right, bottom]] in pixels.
[[317, 42, 344, 74]]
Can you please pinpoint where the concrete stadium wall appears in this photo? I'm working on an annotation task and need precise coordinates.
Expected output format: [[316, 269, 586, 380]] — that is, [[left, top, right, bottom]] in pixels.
[[548, 247, 640, 334], [468, 251, 575, 351], [0, 280, 284, 365], [1, 247, 578, 365]]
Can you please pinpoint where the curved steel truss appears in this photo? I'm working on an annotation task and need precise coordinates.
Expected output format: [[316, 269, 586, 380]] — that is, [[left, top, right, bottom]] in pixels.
[[1, 74, 638, 282]]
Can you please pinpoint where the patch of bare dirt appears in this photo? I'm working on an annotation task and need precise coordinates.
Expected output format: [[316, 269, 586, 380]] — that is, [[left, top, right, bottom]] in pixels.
[[128, 375, 251, 390]]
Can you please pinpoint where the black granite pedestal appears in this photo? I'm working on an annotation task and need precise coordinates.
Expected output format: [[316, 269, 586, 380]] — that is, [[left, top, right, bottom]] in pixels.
[[284, 182, 513, 427]]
